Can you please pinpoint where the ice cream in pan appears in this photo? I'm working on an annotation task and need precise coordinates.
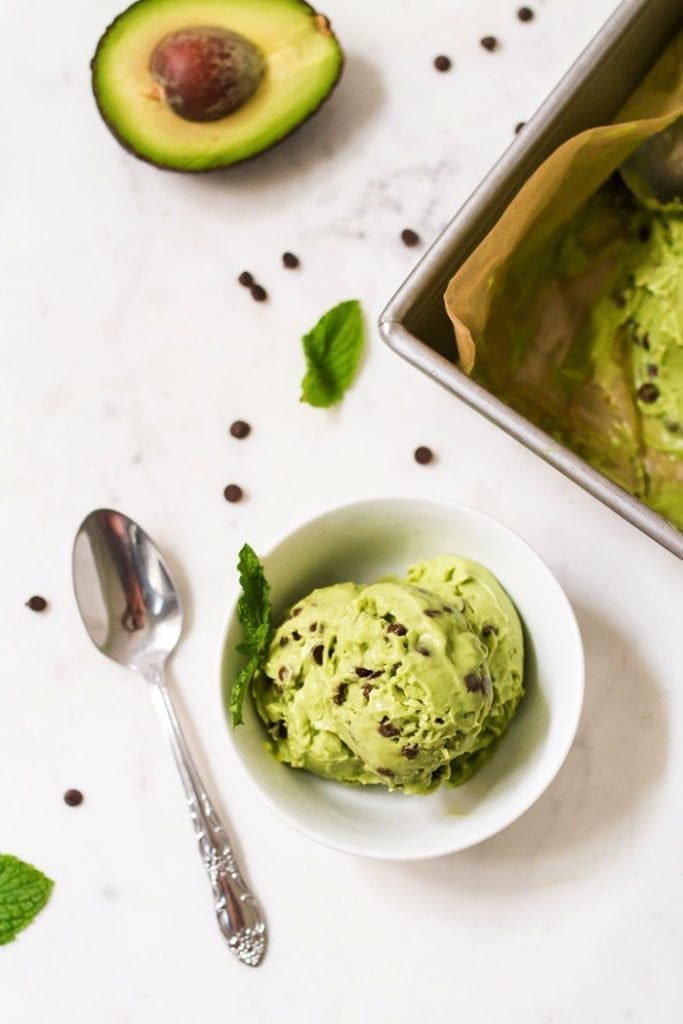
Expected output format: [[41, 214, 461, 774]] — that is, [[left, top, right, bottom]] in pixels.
[[251, 556, 525, 795]]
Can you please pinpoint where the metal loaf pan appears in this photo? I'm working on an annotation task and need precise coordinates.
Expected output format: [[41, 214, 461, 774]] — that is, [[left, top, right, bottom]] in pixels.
[[379, 0, 683, 559]]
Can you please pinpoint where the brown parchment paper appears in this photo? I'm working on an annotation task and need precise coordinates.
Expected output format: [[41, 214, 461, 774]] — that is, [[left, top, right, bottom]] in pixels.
[[445, 31, 683, 375]]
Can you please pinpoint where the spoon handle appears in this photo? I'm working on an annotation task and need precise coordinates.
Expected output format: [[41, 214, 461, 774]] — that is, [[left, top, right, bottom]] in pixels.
[[145, 664, 267, 966]]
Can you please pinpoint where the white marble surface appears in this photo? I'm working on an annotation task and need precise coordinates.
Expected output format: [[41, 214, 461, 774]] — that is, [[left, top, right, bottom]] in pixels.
[[2, 0, 682, 1020]]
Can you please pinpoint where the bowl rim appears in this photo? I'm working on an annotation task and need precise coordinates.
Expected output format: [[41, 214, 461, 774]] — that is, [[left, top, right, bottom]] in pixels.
[[219, 493, 585, 860]]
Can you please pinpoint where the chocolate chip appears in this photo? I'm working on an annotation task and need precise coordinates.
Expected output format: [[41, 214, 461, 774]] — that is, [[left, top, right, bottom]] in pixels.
[[378, 716, 401, 738], [250, 284, 267, 302], [309, 621, 318, 632], [480, 35, 499, 51], [362, 683, 374, 701], [414, 446, 433, 464], [401, 228, 420, 247], [517, 6, 534, 21], [312, 644, 324, 665], [369, 670, 383, 679], [416, 645, 431, 657], [64, 789, 83, 807], [291, 630, 301, 641], [282, 251, 300, 268], [481, 624, 498, 638], [292, 606, 302, 615], [514, 121, 526, 135], [465, 673, 488, 693], [279, 636, 289, 647], [402, 745, 420, 760], [223, 484, 243, 502], [387, 623, 407, 636], [276, 720, 288, 739], [433, 54, 452, 71], [278, 666, 288, 681], [642, 333, 651, 351], [376, 767, 395, 778], [638, 224, 652, 243], [229, 419, 251, 439], [638, 383, 659, 403], [333, 683, 348, 705], [26, 596, 48, 612], [434, 717, 444, 724], [424, 609, 441, 618], [238, 271, 254, 287], [355, 667, 374, 678], [646, 364, 659, 378]]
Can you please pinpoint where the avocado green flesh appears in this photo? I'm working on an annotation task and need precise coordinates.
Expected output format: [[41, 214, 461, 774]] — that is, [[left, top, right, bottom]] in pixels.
[[92, 0, 343, 171], [475, 179, 683, 531], [250, 557, 525, 795]]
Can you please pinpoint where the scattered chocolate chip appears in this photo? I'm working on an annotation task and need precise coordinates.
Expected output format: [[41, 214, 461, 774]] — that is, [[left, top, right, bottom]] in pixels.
[[309, 621, 318, 632], [433, 54, 452, 72], [312, 644, 324, 665], [424, 609, 441, 618], [387, 623, 407, 636], [369, 670, 383, 679], [282, 251, 300, 268], [279, 636, 289, 647], [292, 606, 302, 616], [378, 716, 401, 738], [517, 6, 534, 21], [238, 271, 254, 287], [514, 121, 526, 135], [333, 683, 348, 705], [355, 667, 374, 678], [278, 666, 288, 681], [223, 484, 243, 502], [376, 767, 395, 778], [362, 683, 374, 701], [250, 284, 267, 302], [291, 630, 301, 641], [26, 596, 48, 612], [480, 35, 499, 51], [416, 645, 431, 657], [414, 445, 433, 464], [401, 228, 420, 247], [276, 720, 288, 739], [443, 605, 454, 613], [638, 224, 652, 243], [646, 364, 659, 378], [402, 745, 420, 760], [229, 419, 251, 439], [64, 789, 83, 807], [638, 383, 659, 403], [465, 673, 489, 693], [434, 717, 444, 724], [481, 624, 498, 639], [642, 333, 651, 351]]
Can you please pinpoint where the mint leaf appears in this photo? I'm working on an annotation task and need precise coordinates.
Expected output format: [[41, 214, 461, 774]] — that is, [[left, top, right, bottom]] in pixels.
[[231, 544, 273, 727], [0, 854, 53, 945], [300, 299, 364, 407]]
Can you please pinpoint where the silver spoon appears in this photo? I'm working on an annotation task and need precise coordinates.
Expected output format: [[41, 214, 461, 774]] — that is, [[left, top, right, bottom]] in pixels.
[[620, 115, 683, 206], [72, 508, 266, 967]]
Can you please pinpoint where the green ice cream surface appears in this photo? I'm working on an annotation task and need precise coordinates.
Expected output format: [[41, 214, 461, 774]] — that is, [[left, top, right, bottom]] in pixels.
[[250, 556, 525, 795]]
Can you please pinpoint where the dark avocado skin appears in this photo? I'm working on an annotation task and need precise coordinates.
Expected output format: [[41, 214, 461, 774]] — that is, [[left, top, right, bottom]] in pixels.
[[90, 0, 344, 173]]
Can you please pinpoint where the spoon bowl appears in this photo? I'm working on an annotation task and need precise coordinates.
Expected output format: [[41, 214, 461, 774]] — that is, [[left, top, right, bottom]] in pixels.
[[73, 509, 182, 670]]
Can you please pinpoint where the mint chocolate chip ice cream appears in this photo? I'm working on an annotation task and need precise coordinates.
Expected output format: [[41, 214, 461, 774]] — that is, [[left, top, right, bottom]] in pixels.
[[250, 556, 525, 794]]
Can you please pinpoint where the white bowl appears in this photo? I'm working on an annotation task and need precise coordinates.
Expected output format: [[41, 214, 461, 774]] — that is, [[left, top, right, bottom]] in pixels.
[[220, 496, 584, 860]]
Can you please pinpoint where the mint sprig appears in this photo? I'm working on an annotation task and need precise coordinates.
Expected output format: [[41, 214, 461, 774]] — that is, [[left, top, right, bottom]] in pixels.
[[300, 299, 364, 408], [0, 854, 53, 945], [231, 544, 274, 727]]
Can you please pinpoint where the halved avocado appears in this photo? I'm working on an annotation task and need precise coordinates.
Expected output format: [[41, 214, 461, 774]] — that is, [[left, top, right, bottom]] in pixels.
[[91, 0, 343, 172]]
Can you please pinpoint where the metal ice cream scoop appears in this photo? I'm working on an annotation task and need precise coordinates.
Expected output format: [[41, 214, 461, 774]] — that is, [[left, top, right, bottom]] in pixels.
[[72, 508, 266, 967], [620, 115, 683, 206]]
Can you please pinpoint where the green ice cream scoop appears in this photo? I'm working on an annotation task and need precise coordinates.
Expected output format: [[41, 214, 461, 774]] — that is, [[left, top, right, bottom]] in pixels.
[[250, 556, 525, 794]]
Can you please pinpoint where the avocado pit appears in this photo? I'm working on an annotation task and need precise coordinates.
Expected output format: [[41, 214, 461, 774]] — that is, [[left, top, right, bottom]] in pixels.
[[149, 26, 264, 122]]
